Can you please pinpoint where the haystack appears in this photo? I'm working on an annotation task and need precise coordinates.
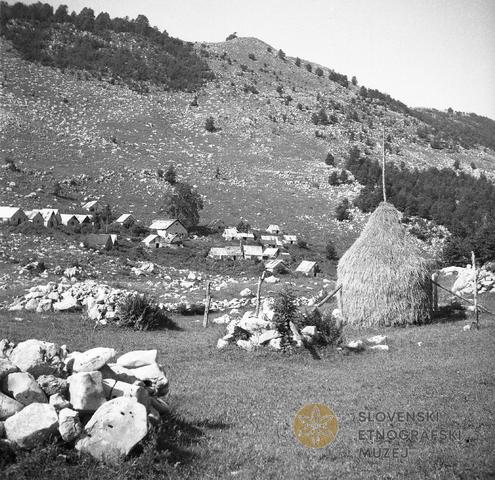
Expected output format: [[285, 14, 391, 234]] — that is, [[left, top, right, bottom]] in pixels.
[[337, 202, 432, 327]]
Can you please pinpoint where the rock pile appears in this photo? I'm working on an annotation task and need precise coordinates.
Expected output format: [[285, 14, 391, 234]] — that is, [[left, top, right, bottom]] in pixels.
[[0, 338, 168, 464], [216, 299, 323, 351], [8, 280, 135, 324], [441, 266, 495, 295]]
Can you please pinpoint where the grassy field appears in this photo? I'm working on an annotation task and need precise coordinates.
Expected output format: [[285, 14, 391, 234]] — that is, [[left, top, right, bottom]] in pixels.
[[1, 296, 494, 480]]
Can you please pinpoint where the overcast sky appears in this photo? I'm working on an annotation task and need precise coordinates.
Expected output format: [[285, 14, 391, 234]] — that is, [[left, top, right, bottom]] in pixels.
[[18, 0, 495, 119]]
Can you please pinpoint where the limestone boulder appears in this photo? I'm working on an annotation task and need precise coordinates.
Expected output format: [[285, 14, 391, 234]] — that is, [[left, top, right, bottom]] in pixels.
[[53, 296, 81, 312], [75, 398, 148, 464], [102, 379, 149, 406], [0, 359, 18, 380], [3, 372, 47, 406], [8, 339, 60, 377], [49, 393, 71, 410], [72, 347, 116, 373], [0, 392, 24, 420], [116, 350, 157, 369], [67, 371, 106, 411], [258, 330, 281, 344], [58, 408, 82, 442], [4, 403, 58, 449], [37, 374, 68, 396]]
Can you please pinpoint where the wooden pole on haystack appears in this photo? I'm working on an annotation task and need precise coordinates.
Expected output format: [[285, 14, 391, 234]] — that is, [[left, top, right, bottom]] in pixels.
[[255, 271, 266, 317], [472, 251, 479, 328], [382, 127, 387, 202], [203, 281, 211, 328]]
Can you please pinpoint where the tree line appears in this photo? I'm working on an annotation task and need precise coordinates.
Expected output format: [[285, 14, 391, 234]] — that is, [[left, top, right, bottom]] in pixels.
[[0, 2, 214, 92], [345, 149, 495, 264]]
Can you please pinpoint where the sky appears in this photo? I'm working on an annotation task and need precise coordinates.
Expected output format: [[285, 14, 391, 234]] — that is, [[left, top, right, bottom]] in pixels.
[[18, 0, 495, 119]]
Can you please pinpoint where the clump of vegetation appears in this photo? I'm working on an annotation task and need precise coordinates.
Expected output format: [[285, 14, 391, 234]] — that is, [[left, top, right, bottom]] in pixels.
[[324, 153, 335, 166], [248, 53, 256, 60], [296, 308, 343, 346], [325, 240, 338, 260], [335, 198, 351, 221], [161, 182, 204, 229], [164, 164, 177, 185], [0, 2, 214, 92], [4, 155, 19, 172], [315, 67, 324, 77], [116, 294, 176, 330], [311, 108, 330, 126], [273, 287, 299, 348], [204, 116, 217, 132], [277, 49, 286, 60], [226, 32, 237, 40]]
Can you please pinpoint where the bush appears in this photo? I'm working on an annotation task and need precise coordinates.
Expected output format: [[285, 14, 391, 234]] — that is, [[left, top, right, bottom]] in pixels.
[[325, 240, 338, 260], [205, 116, 217, 132], [296, 308, 342, 346], [297, 238, 308, 249], [335, 198, 351, 221], [273, 287, 299, 347], [325, 153, 335, 166], [116, 294, 176, 330], [248, 53, 256, 60], [164, 164, 177, 185], [226, 32, 237, 41], [277, 49, 286, 60], [315, 67, 323, 77]]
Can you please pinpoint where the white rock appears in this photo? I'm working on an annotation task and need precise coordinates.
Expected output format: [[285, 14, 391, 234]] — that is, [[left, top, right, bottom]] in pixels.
[[36, 298, 53, 313], [75, 398, 148, 464], [73, 347, 116, 372], [463, 324, 471, 331], [265, 276, 279, 284], [24, 298, 40, 311], [67, 371, 106, 411], [0, 359, 18, 380], [49, 393, 71, 410], [367, 335, 387, 345], [213, 314, 231, 325], [217, 338, 229, 349], [238, 313, 271, 332], [116, 350, 157, 369], [346, 340, 365, 351], [4, 403, 58, 449], [3, 372, 47, 406], [8, 339, 59, 377], [102, 378, 149, 406], [369, 345, 389, 351], [53, 296, 80, 312], [36, 375, 68, 396], [0, 392, 24, 420], [236, 339, 254, 351], [269, 338, 283, 350], [239, 288, 254, 298], [258, 330, 281, 344], [58, 408, 82, 442], [301, 326, 317, 336]]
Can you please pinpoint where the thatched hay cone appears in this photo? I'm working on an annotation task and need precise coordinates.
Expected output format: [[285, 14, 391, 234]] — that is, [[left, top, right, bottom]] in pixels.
[[337, 202, 432, 327]]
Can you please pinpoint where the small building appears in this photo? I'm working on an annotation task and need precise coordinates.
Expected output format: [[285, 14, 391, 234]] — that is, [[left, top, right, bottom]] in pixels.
[[208, 246, 243, 260], [142, 234, 162, 248], [149, 219, 188, 238], [35, 209, 61, 228], [85, 233, 113, 251], [260, 235, 283, 247], [265, 259, 288, 274], [114, 214, 135, 228], [60, 214, 80, 229], [282, 234, 298, 245], [207, 219, 226, 233], [262, 247, 279, 259], [243, 245, 263, 260], [0, 207, 28, 225], [222, 227, 239, 241], [295, 260, 319, 277], [25, 210, 44, 227], [160, 233, 182, 246], [237, 231, 255, 241], [267, 224, 281, 235], [82, 200, 103, 214]]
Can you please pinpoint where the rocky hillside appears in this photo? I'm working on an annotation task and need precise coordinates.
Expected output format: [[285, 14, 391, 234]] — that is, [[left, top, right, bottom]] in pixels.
[[1, 20, 494, 248]]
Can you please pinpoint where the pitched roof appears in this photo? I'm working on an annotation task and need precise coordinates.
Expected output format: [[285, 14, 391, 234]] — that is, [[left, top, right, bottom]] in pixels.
[[283, 235, 298, 241], [267, 224, 280, 230], [263, 247, 279, 257], [25, 210, 43, 221], [243, 245, 263, 256], [149, 219, 182, 230], [82, 200, 99, 209], [75, 214, 93, 223], [0, 207, 23, 219], [265, 259, 287, 270], [142, 234, 159, 245], [296, 260, 317, 273], [223, 227, 238, 236], [85, 233, 112, 247], [115, 214, 134, 223], [60, 214, 79, 225]]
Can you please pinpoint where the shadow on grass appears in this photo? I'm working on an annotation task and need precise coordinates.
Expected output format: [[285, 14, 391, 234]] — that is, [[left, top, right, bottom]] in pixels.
[[3, 412, 230, 479], [431, 304, 468, 324]]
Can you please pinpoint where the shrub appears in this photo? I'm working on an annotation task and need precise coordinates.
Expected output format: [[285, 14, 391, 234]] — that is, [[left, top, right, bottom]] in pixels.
[[189, 95, 198, 107], [305, 63, 312, 72], [240, 64, 248, 72], [277, 49, 286, 60], [351, 75, 358, 86], [328, 171, 340, 186], [297, 238, 308, 249], [335, 198, 351, 221], [325, 153, 335, 166], [470, 162, 477, 170], [205, 116, 217, 132], [116, 294, 176, 330], [273, 287, 299, 347], [325, 240, 338, 260], [296, 308, 342, 346], [226, 32, 237, 41], [315, 67, 323, 77], [4, 156, 19, 172], [156, 168, 164, 178], [164, 164, 177, 185], [295, 57, 301, 67], [248, 53, 256, 60]]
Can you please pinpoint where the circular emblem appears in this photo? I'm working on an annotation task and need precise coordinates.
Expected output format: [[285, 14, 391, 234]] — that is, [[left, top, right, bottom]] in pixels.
[[293, 403, 339, 448]]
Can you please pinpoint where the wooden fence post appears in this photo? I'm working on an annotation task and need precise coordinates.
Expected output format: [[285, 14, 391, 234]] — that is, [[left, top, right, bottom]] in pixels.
[[472, 251, 479, 329], [203, 281, 211, 328], [431, 272, 439, 313], [255, 271, 266, 317]]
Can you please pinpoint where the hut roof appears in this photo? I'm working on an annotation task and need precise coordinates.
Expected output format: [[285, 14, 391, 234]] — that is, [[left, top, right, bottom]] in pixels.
[[337, 202, 432, 327]]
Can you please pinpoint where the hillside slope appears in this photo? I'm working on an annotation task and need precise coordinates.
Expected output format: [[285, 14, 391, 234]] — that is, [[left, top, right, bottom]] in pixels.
[[1, 31, 494, 248]]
